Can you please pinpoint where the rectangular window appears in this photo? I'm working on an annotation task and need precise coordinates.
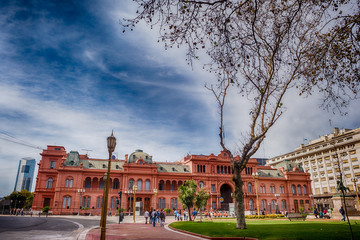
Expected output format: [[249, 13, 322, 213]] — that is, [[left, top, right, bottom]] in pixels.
[[350, 150, 356, 155], [50, 161, 56, 169], [21, 165, 30, 173], [352, 157, 358, 162], [211, 184, 216, 192]]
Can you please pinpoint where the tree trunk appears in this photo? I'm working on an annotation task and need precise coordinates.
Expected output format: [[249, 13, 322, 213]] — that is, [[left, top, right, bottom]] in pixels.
[[234, 166, 246, 229]]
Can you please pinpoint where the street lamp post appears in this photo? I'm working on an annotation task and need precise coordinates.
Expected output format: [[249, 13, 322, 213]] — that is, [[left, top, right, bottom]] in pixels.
[[275, 194, 280, 214], [77, 189, 85, 216], [128, 189, 133, 216], [252, 172, 260, 216], [351, 178, 360, 211], [100, 131, 116, 240], [133, 185, 137, 223], [153, 188, 158, 209], [118, 191, 122, 224], [309, 194, 314, 211]]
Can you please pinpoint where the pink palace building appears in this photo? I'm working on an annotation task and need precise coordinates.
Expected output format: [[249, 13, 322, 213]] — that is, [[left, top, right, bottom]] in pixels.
[[32, 146, 312, 215]]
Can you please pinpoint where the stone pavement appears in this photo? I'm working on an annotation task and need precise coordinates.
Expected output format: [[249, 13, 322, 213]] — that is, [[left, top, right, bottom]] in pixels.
[[82, 215, 206, 240]]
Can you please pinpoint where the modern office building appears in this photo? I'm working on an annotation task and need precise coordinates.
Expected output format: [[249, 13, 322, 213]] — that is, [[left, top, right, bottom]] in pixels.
[[14, 157, 36, 192], [32, 145, 311, 215], [267, 127, 360, 212]]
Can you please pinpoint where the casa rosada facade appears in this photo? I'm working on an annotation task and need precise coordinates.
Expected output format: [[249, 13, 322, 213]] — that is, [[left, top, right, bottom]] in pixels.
[[32, 146, 312, 215]]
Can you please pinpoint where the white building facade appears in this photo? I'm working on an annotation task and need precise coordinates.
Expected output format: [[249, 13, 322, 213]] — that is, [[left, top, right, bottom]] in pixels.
[[267, 127, 360, 211], [14, 157, 36, 192]]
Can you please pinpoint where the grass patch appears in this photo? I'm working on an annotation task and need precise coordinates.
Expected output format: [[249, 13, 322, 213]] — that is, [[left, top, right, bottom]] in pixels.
[[170, 219, 360, 240]]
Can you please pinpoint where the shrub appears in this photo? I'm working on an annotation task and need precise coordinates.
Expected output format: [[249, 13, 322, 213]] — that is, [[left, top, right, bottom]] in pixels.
[[164, 208, 172, 214], [42, 206, 50, 213]]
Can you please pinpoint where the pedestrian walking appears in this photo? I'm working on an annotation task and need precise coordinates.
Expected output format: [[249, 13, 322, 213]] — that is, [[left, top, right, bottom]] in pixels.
[[151, 210, 156, 227], [339, 206, 346, 221], [144, 210, 149, 224]]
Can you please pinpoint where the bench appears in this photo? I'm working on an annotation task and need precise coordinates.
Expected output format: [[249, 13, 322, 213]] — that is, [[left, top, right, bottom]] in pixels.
[[287, 213, 307, 221]]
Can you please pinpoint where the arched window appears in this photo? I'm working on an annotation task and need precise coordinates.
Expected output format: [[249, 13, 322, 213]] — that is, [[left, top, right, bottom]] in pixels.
[[159, 198, 165, 209], [171, 198, 178, 209], [65, 178, 73, 188], [303, 185, 307, 195], [270, 185, 275, 193], [292, 185, 296, 194], [46, 178, 53, 189], [62, 196, 71, 208], [297, 185, 302, 195], [260, 185, 266, 193], [128, 179, 134, 189], [113, 179, 119, 189], [111, 197, 118, 209], [199, 181, 204, 189], [248, 182, 252, 193], [137, 179, 142, 190], [99, 180, 104, 189], [261, 200, 267, 210], [249, 199, 254, 211], [145, 180, 150, 190], [82, 196, 90, 208], [282, 200, 287, 210], [85, 177, 91, 188], [96, 196, 103, 208], [217, 166, 220, 174]]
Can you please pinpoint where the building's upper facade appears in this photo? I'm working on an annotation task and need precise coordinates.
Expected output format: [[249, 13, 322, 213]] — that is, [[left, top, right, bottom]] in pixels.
[[32, 146, 312, 215], [14, 157, 36, 192], [267, 127, 360, 196]]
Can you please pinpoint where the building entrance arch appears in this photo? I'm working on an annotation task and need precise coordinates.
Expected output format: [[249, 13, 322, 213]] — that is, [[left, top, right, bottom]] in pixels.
[[220, 184, 233, 210]]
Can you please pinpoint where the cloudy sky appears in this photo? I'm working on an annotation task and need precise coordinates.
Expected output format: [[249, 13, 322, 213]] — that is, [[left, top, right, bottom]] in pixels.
[[0, 0, 359, 197]]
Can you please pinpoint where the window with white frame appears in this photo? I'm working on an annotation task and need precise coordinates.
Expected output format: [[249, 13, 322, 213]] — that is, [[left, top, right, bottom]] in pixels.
[[199, 181, 204, 189]]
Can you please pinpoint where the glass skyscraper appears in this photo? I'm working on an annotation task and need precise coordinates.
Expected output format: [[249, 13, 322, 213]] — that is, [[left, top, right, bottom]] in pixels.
[[14, 157, 36, 192]]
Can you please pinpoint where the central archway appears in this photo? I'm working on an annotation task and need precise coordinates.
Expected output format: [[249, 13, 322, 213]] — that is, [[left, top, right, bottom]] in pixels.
[[220, 184, 233, 210]]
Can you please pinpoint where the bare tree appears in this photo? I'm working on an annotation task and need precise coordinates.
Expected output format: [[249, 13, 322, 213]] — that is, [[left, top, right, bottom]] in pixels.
[[123, 0, 359, 229]]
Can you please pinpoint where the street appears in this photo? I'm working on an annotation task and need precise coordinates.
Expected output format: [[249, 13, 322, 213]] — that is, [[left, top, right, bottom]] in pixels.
[[0, 215, 101, 240]]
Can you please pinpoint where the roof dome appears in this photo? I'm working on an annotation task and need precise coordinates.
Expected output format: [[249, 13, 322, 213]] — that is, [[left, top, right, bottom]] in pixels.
[[128, 149, 152, 164]]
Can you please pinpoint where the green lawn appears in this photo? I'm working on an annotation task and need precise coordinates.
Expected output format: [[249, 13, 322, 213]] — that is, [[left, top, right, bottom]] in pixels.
[[169, 219, 360, 240]]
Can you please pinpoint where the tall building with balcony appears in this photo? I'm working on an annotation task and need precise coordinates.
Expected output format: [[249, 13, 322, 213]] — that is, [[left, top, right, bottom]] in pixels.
[[14, 157, 36, 192], [267, 127, 360, 212], [32, 146, 311, 215]]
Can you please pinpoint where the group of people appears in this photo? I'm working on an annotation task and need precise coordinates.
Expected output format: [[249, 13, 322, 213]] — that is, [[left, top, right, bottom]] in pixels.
[[10, 208, 24, 216], [144, 209, 166, 227], [313, 208, 332, 219]]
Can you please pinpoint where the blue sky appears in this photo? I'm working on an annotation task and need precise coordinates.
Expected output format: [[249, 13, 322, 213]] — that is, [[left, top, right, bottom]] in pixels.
[[0, 0, 359, 197]]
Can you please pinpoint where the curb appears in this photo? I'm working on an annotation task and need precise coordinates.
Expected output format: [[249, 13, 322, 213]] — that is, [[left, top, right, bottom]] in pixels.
[[168, 225, 258, 240]]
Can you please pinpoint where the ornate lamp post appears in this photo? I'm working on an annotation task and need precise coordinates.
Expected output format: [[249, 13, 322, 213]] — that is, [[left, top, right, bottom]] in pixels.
[[128, 188, 133, 216], [351, 178, 360, 211], [100, 131, 116, 240], [118, 191, 122, 224], [77, 189, 85, 215], [252, 172, 260, 216], [133, 185, 138, 223], [153, 188, 158, 209], [274, 194, 280, 214]]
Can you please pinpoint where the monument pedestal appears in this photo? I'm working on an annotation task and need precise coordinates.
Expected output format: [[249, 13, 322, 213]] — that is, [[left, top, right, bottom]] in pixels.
[[331, 195, 358, 217]]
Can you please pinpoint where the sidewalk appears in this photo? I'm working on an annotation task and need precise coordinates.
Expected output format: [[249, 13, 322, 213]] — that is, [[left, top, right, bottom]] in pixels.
[[83, 216, 206, 240]]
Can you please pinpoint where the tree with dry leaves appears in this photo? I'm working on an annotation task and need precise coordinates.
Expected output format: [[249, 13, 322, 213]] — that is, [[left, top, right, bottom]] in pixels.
[[123, 0, 359, 229]]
